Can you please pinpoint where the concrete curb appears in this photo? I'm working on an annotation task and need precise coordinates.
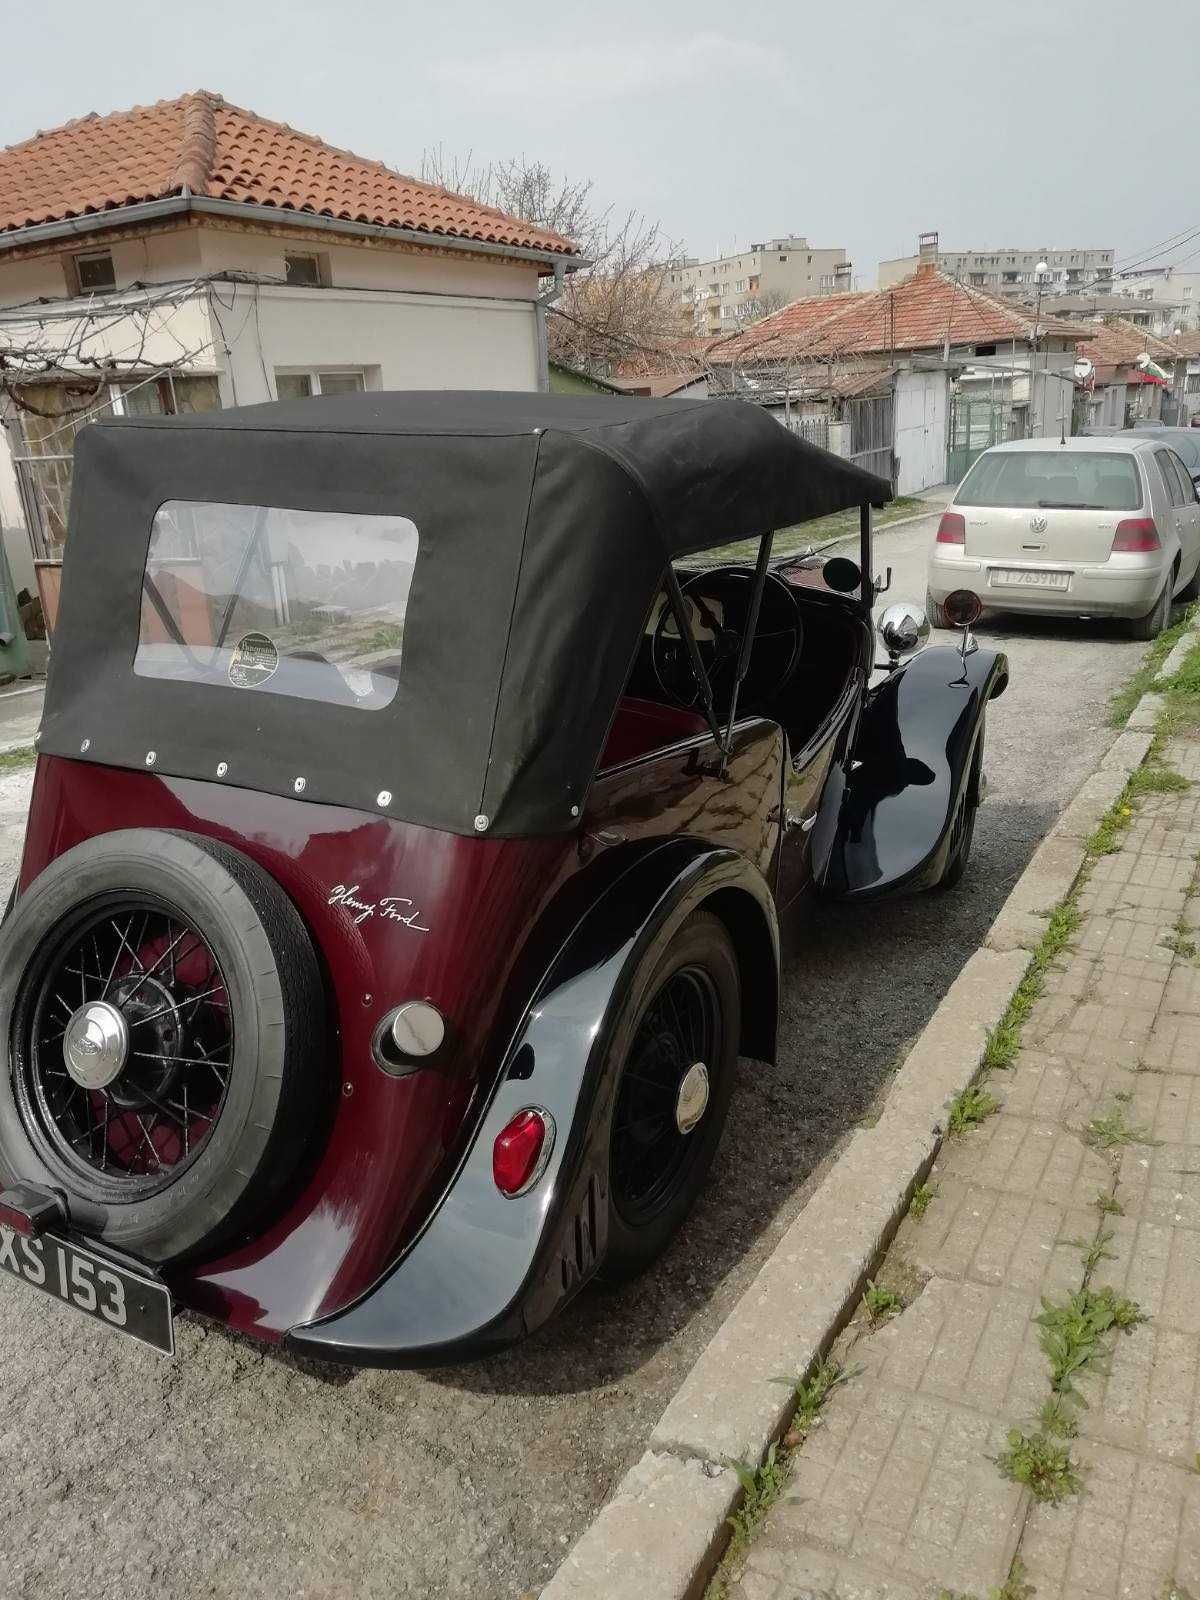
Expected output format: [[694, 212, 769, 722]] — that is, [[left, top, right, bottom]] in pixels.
[[543, 624, 1200, 1600]]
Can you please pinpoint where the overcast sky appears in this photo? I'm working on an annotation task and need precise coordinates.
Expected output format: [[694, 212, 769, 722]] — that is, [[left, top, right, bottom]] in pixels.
[[2, 0, 1193, 284]]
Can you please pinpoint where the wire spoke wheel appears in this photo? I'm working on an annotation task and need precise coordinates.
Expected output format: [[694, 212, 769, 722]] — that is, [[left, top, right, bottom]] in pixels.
[[610, 965, 720, 1228], [15, 895, 233, 1197]]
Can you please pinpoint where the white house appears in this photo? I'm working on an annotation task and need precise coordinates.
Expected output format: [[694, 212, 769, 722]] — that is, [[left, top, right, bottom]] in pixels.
[[0, 91, 580, 627]]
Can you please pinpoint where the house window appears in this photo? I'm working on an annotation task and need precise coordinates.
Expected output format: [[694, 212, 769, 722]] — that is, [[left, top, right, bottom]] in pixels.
[[779, 255, 788, 262], [284, 253, 328, 287], [7, 373, 221, 561], [275, 370, 366, 400], [72, 250, 116, 293]]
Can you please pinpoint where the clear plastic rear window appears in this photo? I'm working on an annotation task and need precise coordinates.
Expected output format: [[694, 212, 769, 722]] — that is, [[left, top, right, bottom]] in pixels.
[[134, 501, 418, 711], [956, 451, 1142, 511]]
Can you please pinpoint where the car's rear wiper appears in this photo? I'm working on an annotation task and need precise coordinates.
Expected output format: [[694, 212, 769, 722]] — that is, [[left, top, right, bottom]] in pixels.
[[1035, 500, 1104, 510]]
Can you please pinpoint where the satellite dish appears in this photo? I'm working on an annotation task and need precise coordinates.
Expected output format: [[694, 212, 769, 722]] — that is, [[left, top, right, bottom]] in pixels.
[[1073, 356, 1094, 384]]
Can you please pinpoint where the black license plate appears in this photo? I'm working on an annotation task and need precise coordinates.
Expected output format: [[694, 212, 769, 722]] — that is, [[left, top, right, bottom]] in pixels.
[[0, 1225, 174, 1355]]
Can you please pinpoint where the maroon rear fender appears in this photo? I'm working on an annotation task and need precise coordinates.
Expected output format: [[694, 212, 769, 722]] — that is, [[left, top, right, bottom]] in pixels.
[[18, 755, 578, 1339]]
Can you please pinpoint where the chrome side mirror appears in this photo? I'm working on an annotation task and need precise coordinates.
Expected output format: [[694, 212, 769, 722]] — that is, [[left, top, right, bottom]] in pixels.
[[878, 603, 930, 666]]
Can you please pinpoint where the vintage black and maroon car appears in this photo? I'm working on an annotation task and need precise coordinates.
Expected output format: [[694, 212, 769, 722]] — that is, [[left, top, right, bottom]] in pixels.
[[0, 391, 1006, 1364]]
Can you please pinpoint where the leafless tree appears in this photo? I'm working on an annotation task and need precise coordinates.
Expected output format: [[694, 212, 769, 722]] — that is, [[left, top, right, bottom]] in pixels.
[[729, 290, 788, 329], [420, 148, 689, 375]]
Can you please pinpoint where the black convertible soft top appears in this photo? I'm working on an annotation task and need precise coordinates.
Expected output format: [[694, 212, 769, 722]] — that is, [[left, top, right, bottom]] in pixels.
[[41, 391, 890, 836]]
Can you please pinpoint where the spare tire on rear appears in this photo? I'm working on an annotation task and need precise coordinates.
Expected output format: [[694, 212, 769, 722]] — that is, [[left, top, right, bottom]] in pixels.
[[0, 830, 328, 1263]]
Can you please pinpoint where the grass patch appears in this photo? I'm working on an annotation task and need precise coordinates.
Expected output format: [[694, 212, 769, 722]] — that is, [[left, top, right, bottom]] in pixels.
[[993, 1428, 1082, 1503], [1037, 1285, 1145, 1397], [1086, 765, 1189, 856], [947, 1083, 1000, 1135], [983, 900, 1082, 1071], [1085, 1104, 1159, 1152], [908, 1181, 938, 1221], [1094, 1190, 1124, 1216], [722, 1442, 787, 1554], [1108, 605, 1196, 726], [773, 1358, 857, 1437], [861, 1279, 904, 1323], [1065, 1227, 1117, 1277], [0, 746, 36, 770], [938, 1564, 1034, 1600], [1038, 1395, 1079, 1439], [709, 1361, 856, 1596], [1163, 920, 1198, 960]]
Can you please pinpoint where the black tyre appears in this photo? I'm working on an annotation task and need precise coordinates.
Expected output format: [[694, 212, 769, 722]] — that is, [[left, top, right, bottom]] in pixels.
[[925, 587, 950, 630], [1178, 561, 1200, 604], [0, 830, 327, 1263], [937, 735, 984, 892], [1128, 580, 1171, 641], [601, 910, 740, 1282]]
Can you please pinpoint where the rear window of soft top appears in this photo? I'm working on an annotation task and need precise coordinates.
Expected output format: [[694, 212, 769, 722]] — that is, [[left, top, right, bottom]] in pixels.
[[956, 450, 1142, 512]]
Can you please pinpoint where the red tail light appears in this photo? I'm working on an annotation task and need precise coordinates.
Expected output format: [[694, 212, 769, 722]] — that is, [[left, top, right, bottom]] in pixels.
[[1111, 517, 1161, 553], [937, 511, 966, 545], [493, 1108, 555, 1196]]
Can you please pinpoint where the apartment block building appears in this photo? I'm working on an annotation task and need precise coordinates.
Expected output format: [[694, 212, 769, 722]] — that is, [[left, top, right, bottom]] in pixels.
[[667, 237, 850, 333], [878, 233, 1114, 298], [1112, 266, 1200, 334]]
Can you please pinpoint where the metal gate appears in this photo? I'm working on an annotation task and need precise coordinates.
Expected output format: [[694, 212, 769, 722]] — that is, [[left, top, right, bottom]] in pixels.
[[946, 387, 1015, 484], [847, 393, 894, 484]]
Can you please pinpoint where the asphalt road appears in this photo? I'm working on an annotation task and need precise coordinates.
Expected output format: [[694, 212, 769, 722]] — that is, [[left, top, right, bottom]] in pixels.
[[0, 513, 1150, 1600]]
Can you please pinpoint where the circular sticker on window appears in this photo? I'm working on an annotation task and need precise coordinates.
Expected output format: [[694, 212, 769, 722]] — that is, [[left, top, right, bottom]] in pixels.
[[228, 632, 279, 689]]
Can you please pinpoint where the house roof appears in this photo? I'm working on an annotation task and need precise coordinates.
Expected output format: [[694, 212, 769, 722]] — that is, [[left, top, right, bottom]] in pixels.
[[608, 372, 706, 397], [710, 263, 1087, 365], [1075, 317, 1182, 379], [0, 91, 578, 257], [1167, 330, 1200, 359]]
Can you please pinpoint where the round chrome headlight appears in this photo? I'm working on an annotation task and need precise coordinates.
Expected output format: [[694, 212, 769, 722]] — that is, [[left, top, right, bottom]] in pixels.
[[878, 603, 930, 662]]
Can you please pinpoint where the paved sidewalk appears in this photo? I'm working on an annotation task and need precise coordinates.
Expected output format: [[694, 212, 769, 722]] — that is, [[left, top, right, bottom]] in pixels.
[[727, 736, 1200, 1599]]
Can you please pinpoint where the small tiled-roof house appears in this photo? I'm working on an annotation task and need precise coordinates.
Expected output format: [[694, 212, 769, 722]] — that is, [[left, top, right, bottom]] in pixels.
[[709, 237, 1091, 492], [0, 91, 581, 614]]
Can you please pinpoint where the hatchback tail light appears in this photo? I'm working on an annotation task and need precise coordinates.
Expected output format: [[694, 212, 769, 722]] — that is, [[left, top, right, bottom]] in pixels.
[[492, 1108, 555, 1197], [1111, 517, 1161, 553], [936, 511, 966, 545]]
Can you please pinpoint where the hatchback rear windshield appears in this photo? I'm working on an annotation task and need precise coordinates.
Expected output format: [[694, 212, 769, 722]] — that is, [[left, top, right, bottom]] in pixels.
[[956, 450, 1142, 511], [134, 500, 419, 711]]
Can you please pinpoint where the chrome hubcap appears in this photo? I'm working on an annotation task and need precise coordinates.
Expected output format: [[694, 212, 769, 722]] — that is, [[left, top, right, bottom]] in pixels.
[[63, 1001, 130, 1090], [674, 1061, 710, 1134]]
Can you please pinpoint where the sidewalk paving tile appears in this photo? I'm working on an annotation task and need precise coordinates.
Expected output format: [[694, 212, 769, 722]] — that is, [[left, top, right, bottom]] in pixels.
[[719, 742, 1200, 1598]]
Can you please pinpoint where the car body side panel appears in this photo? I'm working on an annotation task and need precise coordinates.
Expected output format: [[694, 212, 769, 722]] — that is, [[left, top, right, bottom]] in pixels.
[[822, 643, 1008, 900], [287, 844, 778, 1365]]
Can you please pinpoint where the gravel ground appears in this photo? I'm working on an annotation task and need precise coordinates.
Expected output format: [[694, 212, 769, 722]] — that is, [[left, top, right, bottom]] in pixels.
[[0, 520, 1150, 1600]]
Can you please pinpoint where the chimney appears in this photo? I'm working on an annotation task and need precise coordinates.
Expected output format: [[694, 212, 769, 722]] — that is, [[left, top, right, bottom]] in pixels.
[[833, 260, 852, 293], [917, 231, 939, 272]]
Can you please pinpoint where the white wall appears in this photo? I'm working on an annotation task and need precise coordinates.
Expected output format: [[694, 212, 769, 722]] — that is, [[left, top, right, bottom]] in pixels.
[[893, 370, 948, 494], [0, 220, 548, 568], [214, 282, 540, 406]]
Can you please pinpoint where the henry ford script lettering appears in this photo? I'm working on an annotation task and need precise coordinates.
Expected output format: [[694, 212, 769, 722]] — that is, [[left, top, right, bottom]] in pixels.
[[327, 885, 430, 932]]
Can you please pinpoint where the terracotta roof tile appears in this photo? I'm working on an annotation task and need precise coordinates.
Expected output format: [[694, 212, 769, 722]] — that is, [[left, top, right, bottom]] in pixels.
[[1166, 330, 1200, 359], [712, 264, 1085, 364], [1074, 317, 1183, 370], [0, 91, 578, 256]]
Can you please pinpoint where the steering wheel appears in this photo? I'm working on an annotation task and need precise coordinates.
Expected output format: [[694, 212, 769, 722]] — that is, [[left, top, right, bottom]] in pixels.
[[651, 566, 803, 713]]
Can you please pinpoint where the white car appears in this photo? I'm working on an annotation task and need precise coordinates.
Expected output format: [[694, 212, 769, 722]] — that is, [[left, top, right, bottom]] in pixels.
[[927, 436, 1200, 639]]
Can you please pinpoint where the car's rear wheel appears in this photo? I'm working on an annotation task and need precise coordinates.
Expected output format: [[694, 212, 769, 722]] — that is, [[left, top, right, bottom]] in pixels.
[[601, 910, 739, 1282], [937, 735, 984, 892], [1128, 580, 1171, 641], [0, 830, 328, 1263]]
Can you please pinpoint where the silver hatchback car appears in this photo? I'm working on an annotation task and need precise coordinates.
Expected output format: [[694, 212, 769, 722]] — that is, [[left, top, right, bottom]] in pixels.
[[927, 437, 1200, 639]]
